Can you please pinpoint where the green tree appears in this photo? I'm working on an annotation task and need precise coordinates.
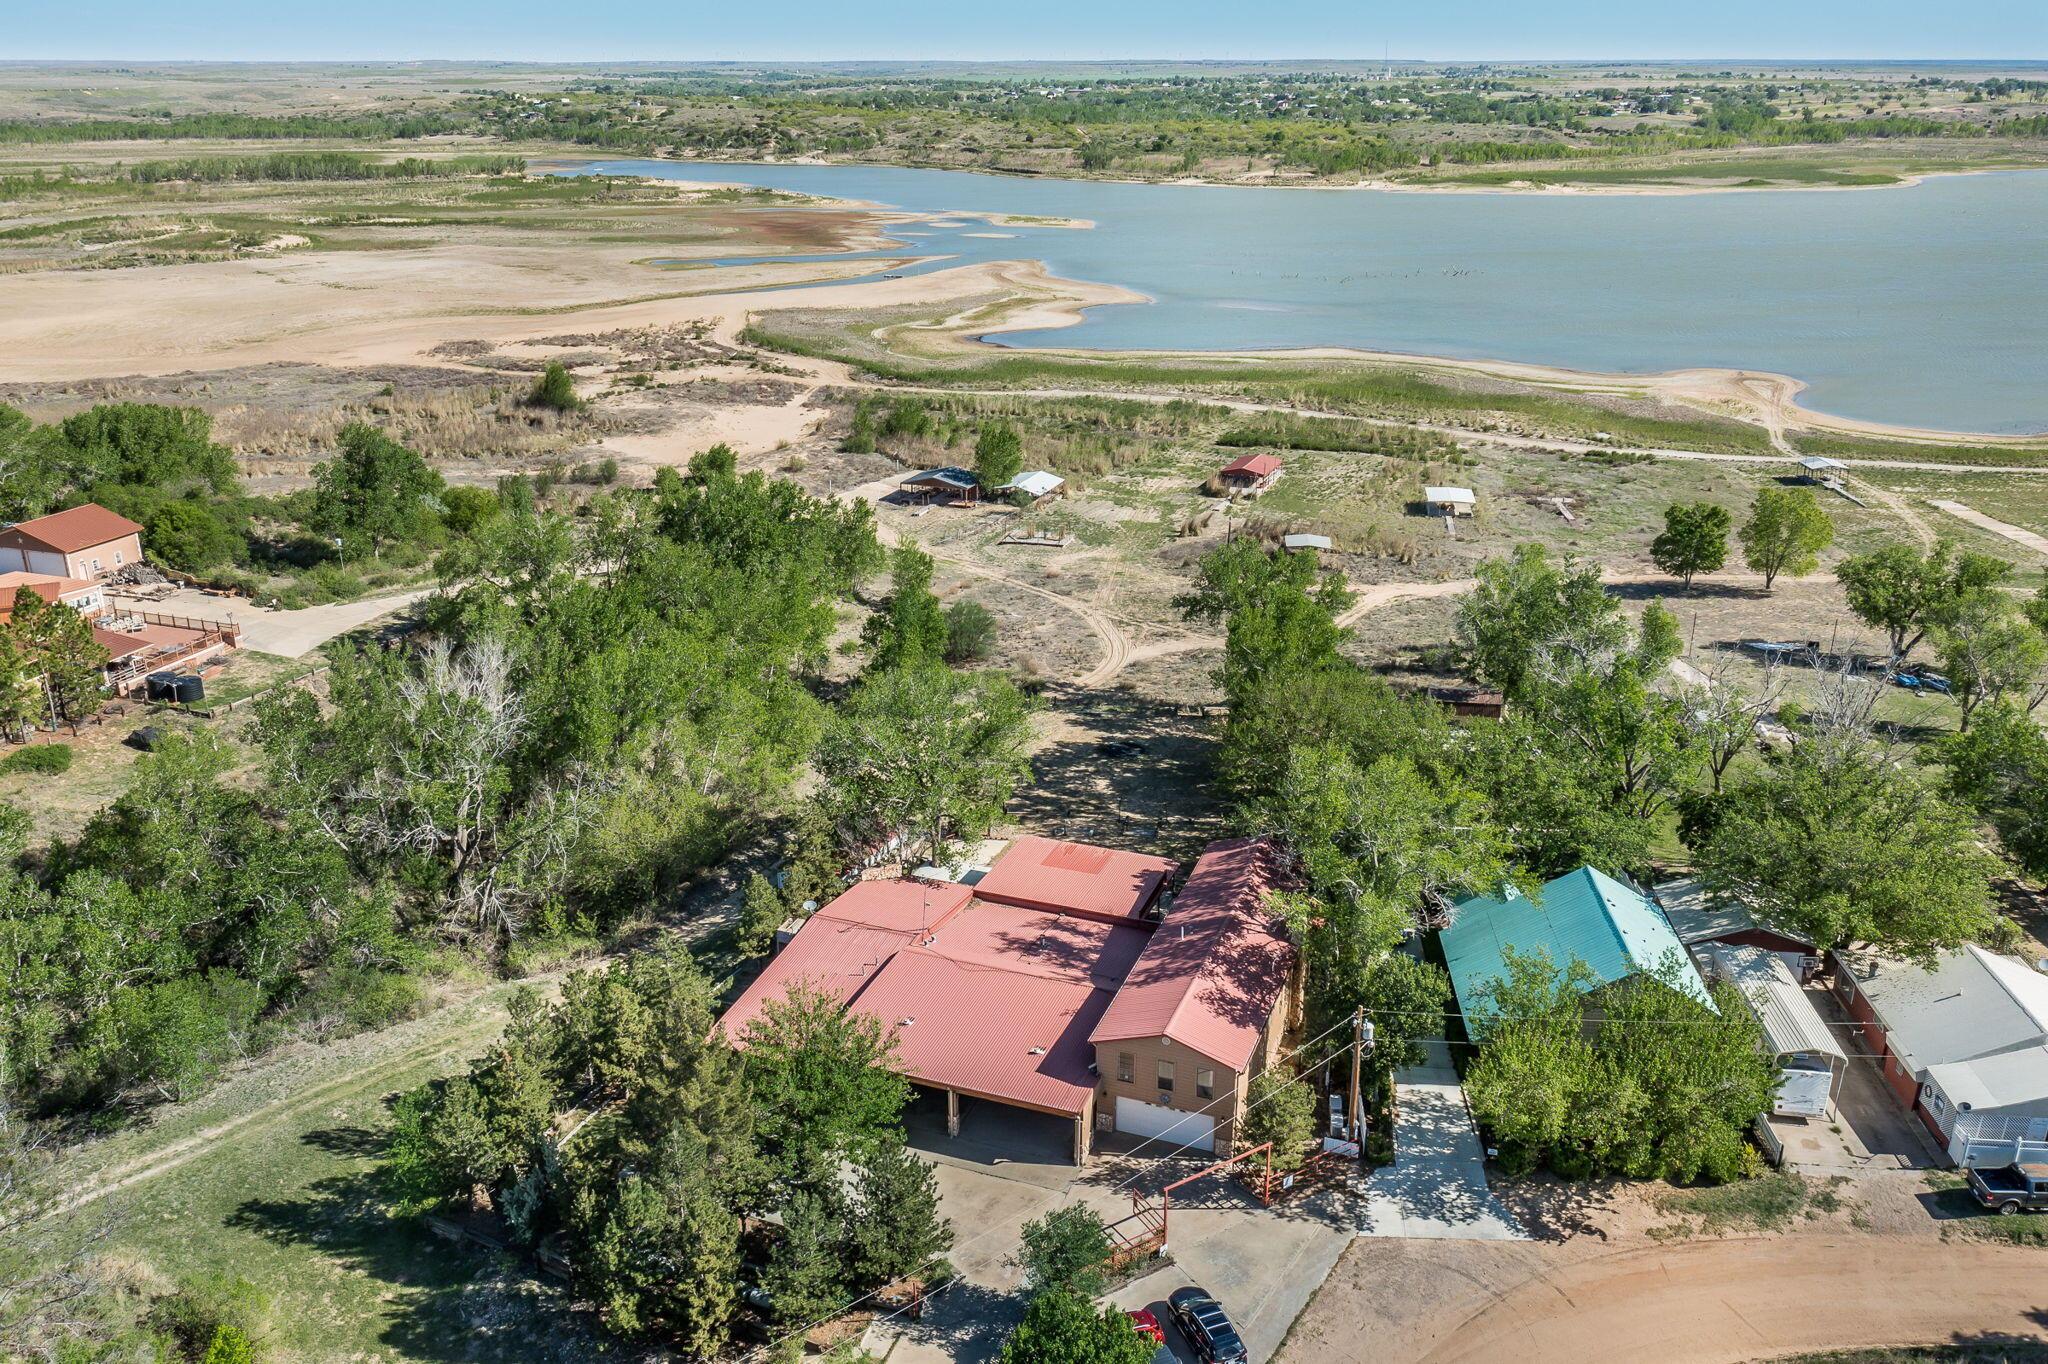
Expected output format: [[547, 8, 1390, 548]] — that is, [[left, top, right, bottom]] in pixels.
[[1179, 537, 1352, 709], [308, 423, 443, 560], [1240, 1069, 1317, 1170], [1837, 541, 2013, 665], [1462, 951, 1596, 1168], [1738, 485, 1833, 591], [439, 484, 502, 534], [1455, 545, 1623, 701], [1936, 590, 2047, 728], [1016, 1204, 1114, 1294], [1650, 501, 1731, 589], [10, 588, 109, 724], [530, 361, 583, 412], [737, 870, 788, 958], [998, 1287, 1155, 1364], [974, 420, 1024, 491], [1698, 731, 1999, 957], [847, 1136, 952, 1287], [0, 630, 41, 740], [573, 1162, 740, 1354], [202, 1324, 257, 1364], [861, 546, 949, 672], [1939, 701, 2048, 877], [144, 498, 241, 572], [815, 664, 1033, 862], [760, 1185, 849, 1329], [739, 985, 910, 1176], [943, 600, 998, 665]]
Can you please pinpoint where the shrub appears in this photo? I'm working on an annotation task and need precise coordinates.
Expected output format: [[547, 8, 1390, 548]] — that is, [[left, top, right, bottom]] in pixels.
[[0, 744, 72, 775], [943, 601, 998, 665], [529, 362, 583, 412]]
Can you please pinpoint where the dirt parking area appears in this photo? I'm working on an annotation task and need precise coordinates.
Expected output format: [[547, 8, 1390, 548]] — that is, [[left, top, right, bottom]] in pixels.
[[1278, 1235, 2048, 1364]]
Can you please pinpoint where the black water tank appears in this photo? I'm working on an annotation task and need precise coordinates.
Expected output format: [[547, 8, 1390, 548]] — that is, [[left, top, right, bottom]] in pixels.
[[145, 671, 178, 701], [171, 674, 204, 704]]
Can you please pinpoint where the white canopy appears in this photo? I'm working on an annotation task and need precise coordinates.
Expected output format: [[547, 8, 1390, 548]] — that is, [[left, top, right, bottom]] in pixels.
[[1424, 485, 1476, 505], [1282, 533, 1333, 551], [1000, 470, 1065, 497]]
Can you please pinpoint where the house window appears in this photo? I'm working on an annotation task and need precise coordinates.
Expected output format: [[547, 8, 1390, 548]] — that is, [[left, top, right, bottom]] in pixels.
[[1196, 1068, 1215, 1101], [113, 551, 123, 566], [1116, 1053, 1134, 1084], [1156, 1060, 1174, 1093]]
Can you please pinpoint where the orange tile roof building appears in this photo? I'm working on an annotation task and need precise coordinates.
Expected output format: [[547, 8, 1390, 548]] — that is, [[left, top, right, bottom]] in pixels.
[[720, 835, 1300, 1163], [0, 505, 145, 581]]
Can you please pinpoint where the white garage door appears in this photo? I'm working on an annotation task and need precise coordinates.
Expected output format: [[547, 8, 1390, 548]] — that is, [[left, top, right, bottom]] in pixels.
[[1116, 1097, 1215, 1153]]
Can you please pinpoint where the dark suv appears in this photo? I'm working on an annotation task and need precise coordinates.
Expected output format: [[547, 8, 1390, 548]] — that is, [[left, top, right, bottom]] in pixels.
[[1169, 1286, 1249, 1363]]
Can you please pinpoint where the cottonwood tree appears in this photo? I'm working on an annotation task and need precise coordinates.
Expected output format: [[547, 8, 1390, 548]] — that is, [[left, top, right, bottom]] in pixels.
[[814, 663, 1033, 863], [1940, 702, 2048, 878], [1178, 537, 1353, 706], [1738, 485, 1833, 591], [1454, 544, 1623, 701], [862, 545, 950, 671], [1697, 727, 2000, 958], [309, 422, 444, 560], [1936, 590, 2046, 729], [1836, 540, 2012, 665], [974, 419, 1025, 491], [1676, 659, 1786, 794], [738, 985, 911, 1180], [1650, 501, 1732, 589], [1016, 1205, 1115, 1294]]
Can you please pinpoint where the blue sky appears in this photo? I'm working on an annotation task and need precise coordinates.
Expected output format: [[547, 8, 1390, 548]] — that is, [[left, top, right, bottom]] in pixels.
[[9, 0, 2046, 62]]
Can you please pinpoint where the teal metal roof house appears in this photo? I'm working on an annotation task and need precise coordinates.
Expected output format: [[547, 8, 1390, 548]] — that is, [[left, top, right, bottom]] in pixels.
[[1443, 866, 1714, 1021]]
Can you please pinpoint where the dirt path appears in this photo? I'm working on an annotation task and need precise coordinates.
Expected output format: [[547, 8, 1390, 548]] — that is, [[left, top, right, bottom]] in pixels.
[[1278, 1235, 2048, 1364], [31, 978, 537, 1225], [1930, 498, 2048, 559]]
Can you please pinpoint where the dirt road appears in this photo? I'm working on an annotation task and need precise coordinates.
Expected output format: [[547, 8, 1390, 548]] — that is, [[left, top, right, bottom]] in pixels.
[[1277, 1234, 2048, 1364], [1931, 498, 2048, 559]]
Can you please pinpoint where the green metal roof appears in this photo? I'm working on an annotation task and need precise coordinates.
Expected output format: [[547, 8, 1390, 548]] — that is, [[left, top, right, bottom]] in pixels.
[[1443, 866, 1714, 1020]]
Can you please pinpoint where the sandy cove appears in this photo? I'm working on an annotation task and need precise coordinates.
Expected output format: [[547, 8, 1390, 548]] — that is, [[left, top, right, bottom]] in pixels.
[[0, 212, 2038, 450]]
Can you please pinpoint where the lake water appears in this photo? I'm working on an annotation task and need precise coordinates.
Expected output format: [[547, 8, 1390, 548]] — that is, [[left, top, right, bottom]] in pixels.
[[573, 158, 2048, 434]]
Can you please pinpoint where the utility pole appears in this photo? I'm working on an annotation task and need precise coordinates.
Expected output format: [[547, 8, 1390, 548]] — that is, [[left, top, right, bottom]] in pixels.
[[1348, 1007, 1365, 1158]]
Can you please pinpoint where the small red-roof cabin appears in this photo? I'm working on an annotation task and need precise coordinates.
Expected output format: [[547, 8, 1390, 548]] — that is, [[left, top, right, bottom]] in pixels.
[[1217, 453, 1283, 494]]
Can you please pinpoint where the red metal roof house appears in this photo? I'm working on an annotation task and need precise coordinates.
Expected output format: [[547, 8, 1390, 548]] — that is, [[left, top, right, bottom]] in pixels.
[[0, 504, 145, 581], [719, 835, 1300, 1163]]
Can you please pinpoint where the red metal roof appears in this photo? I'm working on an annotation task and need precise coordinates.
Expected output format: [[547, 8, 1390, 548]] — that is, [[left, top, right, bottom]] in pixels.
[[720, 879, 1151, 1115], [1220, 453, 1282, 480], [1088, 837, 1296, 1072], [0, 504, 144, 554], [974, 836, 1177, 924]]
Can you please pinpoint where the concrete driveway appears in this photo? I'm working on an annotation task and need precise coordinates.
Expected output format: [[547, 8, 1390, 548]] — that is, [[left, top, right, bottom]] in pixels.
[[865, 1110, 1360, 1363], [1359, 1049, 1526, 1241], [114, 585, 436, 657]]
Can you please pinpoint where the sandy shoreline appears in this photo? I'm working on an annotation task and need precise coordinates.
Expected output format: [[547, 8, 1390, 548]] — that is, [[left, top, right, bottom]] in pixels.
[[0, 184, 2038, 447], [565, 150, 2047, 200]]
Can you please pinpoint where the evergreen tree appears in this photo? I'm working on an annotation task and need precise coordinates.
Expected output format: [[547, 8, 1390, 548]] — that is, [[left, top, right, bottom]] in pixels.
[[998, 1288, 1156, 1364], [760, 1186, 849, 1329], [530, 361, 583, 412], [1240, 1070, 1318, 1170], [738, 870, 787, 957], [848, 1136, 952, 1287]]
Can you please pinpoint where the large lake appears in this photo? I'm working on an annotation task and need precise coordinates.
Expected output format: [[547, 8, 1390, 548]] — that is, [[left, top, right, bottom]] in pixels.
[[574, 158, 2048, 434]]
